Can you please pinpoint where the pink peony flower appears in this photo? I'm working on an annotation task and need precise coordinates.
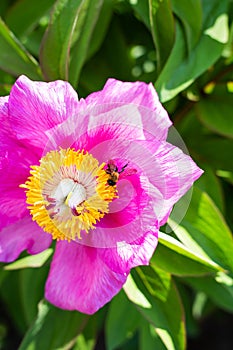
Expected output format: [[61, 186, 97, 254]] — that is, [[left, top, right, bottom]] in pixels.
[[0, 76, 203, 314]]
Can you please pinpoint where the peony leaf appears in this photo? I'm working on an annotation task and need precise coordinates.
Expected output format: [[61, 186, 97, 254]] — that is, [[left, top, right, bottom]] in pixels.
[[5, 0, 54, 37], [139, 322, 167, 350], [196, 89, 233, 139], [171, 0, 202, 52], [152, 231, 222, 276], [184, 272, 233, 313], [74, 311, 105, 350], [4, 249, 53, 270], [178, 112, 233, 173], [19, 267, 50, 327], [129, 0, 150, 29], [0, 266, 49, 334], [106, 291, 140, 350], [149, 0, 175, 72], [19, 300, 89, 350], [172, 187, 233, 273], [196, 165, 225, 213], [0, 18, 42, 78], [40, 0, 104, 85], [156, 0, 229, 102], [123, 274, 152, 309], [124, 267, 186, 350]]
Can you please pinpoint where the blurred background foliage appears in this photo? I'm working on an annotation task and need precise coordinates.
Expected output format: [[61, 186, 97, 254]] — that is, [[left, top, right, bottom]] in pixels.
[[0, 0, 233, 349]]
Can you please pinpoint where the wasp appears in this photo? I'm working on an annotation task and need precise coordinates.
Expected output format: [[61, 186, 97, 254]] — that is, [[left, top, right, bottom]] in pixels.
[[105, 160, 136, 186]]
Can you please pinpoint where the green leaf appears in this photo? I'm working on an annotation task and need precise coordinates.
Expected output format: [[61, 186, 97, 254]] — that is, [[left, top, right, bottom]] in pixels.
[[196, 165, 225, 213], [173, 187, 233, 273], [0, 18, 42, 78], [184, 272, 233, 313], [129, 0, 150, 29], [152, 231, 222, 276], [171, 0, 202, 51], [156, 0, 229, 101], [216, 169, 233, 185], [0, 270, 29, 334], [74, 310, 105, 350], [196, 89, 233, 139], [74, 334, 95, 350], [149, 0, 175, 72], [106, 291, 140, 350], [124, 267, 186, 350], [139, 322, 167, 350], [68, 0, 104, 86], [5, 0, 54, 37], [40, 0, 104, 85], [0, 266, 49, 334], [4, 249, 53, 270], [85, 0, 113, 61], [19, 267, 50, 326], [19, 301, 89, 350], [123, 274, 152, 309]]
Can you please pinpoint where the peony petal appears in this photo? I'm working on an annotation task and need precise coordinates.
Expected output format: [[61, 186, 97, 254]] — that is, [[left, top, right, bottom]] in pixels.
[[0, 96, 11, 138], [44, 104, 145, 153], [85, 78, 172, 141], [0, 215, 52, 263], [8, 75, 80, 150], [0, 142, 38, 219], [45, 241, 127, 314], [99, 231, 158, 275]]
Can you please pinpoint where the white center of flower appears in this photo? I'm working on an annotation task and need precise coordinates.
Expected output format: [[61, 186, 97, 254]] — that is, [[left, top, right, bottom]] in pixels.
[[52, 178, 87, 209]]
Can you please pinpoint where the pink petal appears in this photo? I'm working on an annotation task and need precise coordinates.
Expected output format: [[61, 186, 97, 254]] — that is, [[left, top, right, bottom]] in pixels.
[[45, 241, 127, 314], [8, 75, 80, 150], [0, 96, 11, 138], [0, 215, 52, 263], [85, 79, 172, 141], [0, 142, 38, 219], [44, 104, 152, 152], [99, 231, 158, 275]]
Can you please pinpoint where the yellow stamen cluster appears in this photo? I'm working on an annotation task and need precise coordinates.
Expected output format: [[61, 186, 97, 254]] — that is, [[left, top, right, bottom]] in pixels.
[[20, 148, 117, 241]]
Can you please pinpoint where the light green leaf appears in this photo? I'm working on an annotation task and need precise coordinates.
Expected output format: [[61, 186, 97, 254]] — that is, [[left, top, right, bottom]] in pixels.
[[173, 187, 233, 273], [0, 17, 42, 78], [124, 267, 186, 350], [216, 170, 233, 185], [4, 249, 53, 270], [156, 0, 229, 101], [40, 0, 104, 85], [19, 300, 89, 350], [123, 274, 152, 309], [149, 0, 175, 72], [152, 231, 222, 276]]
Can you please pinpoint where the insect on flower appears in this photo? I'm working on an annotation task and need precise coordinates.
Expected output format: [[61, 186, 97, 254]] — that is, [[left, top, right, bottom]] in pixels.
[[105, 160, 136, 186]]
